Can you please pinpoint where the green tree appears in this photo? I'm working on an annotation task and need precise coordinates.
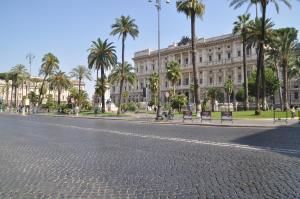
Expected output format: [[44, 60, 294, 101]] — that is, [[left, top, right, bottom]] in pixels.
[[49, 71, 72, 108], [177, 0, 205, 116], [170, 94, 188, 113], [178, 36, 191, 46], [247, 17, 274, 112], [248, 69, 280, 102], [273, 28, 298, 110], [233, 14, 251, 110], [88, 38, 117, 113], [69, 65, 92, 93], [28, 91, 38, 106], [38, 53, 59, 105], [69, 87, 90, 109], [207, 87, 221, 112], [149, 73, 160, 106], [111, 15, 139, 115], [166, 61, 181, 94], [10, 64, 28, 107], [230, 0, 293, 114], [224, 79, 234, 111]]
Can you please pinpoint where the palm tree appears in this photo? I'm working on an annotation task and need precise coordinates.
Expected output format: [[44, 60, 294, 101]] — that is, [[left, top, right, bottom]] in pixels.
[[10, 64, 28, 106], [224, 79, 234, 111], [233, 14, 251, 110], [2, 73, 10, 105], [274, 28, 298, 110], [166, 61, 181, 95], [230, 0, 292, 114], [70, 65, 92, 93], [38, 53, 59, 105], [177, 0, 205, 116], [149, 73, 160, 106], [288, 60, 300, 105], [247, 17, 274, 112], [88, 38, 117, 113], [49, 71, 72, 108], [207, 87, 220, 112], [110, 15, 139, 115], [109, 62, 137, 92]]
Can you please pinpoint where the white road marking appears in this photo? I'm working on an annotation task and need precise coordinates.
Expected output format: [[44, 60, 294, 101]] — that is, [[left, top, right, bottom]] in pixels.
[[18, 119, 300, 155]]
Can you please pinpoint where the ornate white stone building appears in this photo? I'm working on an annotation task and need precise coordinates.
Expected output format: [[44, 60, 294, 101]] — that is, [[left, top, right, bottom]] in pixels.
[[0, 77, 85, 106], [110, 33, 300, 107]]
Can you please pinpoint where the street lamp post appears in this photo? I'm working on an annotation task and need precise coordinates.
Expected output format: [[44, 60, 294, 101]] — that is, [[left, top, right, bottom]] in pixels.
[[148, 0, 170, 120]]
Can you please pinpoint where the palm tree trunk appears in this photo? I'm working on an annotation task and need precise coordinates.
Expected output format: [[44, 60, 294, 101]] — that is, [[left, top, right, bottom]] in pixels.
[[79, 77, 81, 93], [22, 81, 24, 99], [242, 35, 249, 110], [283, 59, 289, 110], [191, 13, 200, 115], [58, 89, 61, 112], [101, 66, 106, 113], [10, 83, 13, 109], [261, 6, 267, 111], [275, 64, 283, 110], [173, 82, 176, 95], [38, 75, 48, 106], [118, 35, 126, 115], [228, 93, 230, 112], [14, 86, 17, 107]]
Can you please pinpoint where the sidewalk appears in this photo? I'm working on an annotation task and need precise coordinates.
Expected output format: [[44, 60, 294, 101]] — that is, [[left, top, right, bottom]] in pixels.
[[32, 112, 300, 128], [1, 111, 299, 128]]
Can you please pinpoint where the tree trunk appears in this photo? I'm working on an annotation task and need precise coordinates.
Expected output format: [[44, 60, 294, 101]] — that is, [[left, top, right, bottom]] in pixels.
[[242, 35, 249, 110], [275, 64, 283, 110], [228, 93, 230, 112], [191, 13, 200, 115], [101, 66, 106, 113], [282, 59, 289, 110], [14, 86, 17, 108], [260, 5, 267, 111], [10, 83, 13, 109], [117, 35, 126, 115], [79, 77, 81, 93], [57, 89, 61, 112], [38, 75, 48, 106]]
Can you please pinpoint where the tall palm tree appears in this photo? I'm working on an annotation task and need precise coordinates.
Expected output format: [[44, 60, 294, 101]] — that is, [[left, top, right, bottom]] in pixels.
[[149, 73, 160, 106], [247, 17, 274, 112], [109, 62, 137, 89], [49, 71, 72, 108], [274, 28, 298, 110], [166, 61, 181, 94], [177, 0, 205, 116], [70, 65, 92, 93], [88, 38, 117, 113], [233, 14, 251, 110], [230, 0, 292, 114], [288, 60, 300, 104], [110, 15, 139, 115], [38, 53, 59, 105], [10, 64, 28, 106]]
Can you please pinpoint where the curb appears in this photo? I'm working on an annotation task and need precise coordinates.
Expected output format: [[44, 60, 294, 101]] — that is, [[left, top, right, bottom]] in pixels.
[[31, 113, 300, 129]]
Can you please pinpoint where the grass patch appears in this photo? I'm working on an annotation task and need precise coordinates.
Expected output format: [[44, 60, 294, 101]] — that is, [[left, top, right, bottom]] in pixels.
[[79, 111, 129, 117]]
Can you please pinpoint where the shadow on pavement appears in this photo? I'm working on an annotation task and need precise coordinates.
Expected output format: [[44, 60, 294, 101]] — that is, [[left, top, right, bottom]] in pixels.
[[232, 122, 300, 158]]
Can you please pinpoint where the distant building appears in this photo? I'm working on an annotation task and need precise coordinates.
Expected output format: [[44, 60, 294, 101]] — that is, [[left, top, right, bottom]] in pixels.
[[110, 33, 300, 107], [0, 76, 85, 106]]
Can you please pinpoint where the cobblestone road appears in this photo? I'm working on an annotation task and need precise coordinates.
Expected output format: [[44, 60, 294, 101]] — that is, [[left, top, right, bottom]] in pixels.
[[0, 114, 299, 199]]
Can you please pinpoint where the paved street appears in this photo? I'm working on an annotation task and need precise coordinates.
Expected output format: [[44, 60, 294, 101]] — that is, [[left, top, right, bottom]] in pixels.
[[0, 114, 299, 199]]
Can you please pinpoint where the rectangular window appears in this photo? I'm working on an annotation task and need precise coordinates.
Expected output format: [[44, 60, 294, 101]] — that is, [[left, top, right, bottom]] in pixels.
[[199, 79, 203, 84], [146, 66, 148, 71], [209, 55, 212, 62], [228, 53, 231, 59], [199, 57, 202, 63], [295, 92, 299, 100], [152, 64, 155, 71], [218, 54, 221, 60], [209, 77, 213, 84], [185, 58, 188, 65], [238, 51, 241, 57], [165, 82, 168, 88], [219, 76, 222, 83], [238, 74, 242, 82], [178, 59, 181, 64], [185, 78, 189, 85]]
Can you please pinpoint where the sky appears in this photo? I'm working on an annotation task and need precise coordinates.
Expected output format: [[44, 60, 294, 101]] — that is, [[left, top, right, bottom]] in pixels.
[[1, 0, 300, 98]]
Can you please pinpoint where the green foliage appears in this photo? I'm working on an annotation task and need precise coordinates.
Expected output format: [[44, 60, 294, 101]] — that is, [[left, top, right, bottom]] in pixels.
[[28, 91, 38, 106], [120, 102, 138, 112], [235, 88, 245, 102], [224, 79, 234, 95], [149, 73, 159, 106], [178, 36, 191, 46], [166, 61, 181, 92], [248, 69, 280, 97], [170, 94, 188, 112]]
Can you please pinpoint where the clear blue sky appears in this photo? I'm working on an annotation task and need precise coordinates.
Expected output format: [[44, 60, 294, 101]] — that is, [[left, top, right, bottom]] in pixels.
[[1, 0, 300, 97]]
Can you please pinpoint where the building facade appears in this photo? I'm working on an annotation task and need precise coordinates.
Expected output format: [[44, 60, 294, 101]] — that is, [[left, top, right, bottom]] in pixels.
[[110, 33, 300, 107], [0, 77, 85, 106]]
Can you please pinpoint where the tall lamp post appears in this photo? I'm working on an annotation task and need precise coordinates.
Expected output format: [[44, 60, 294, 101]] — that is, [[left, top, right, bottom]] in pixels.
[[148, 0, 170, 120]]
